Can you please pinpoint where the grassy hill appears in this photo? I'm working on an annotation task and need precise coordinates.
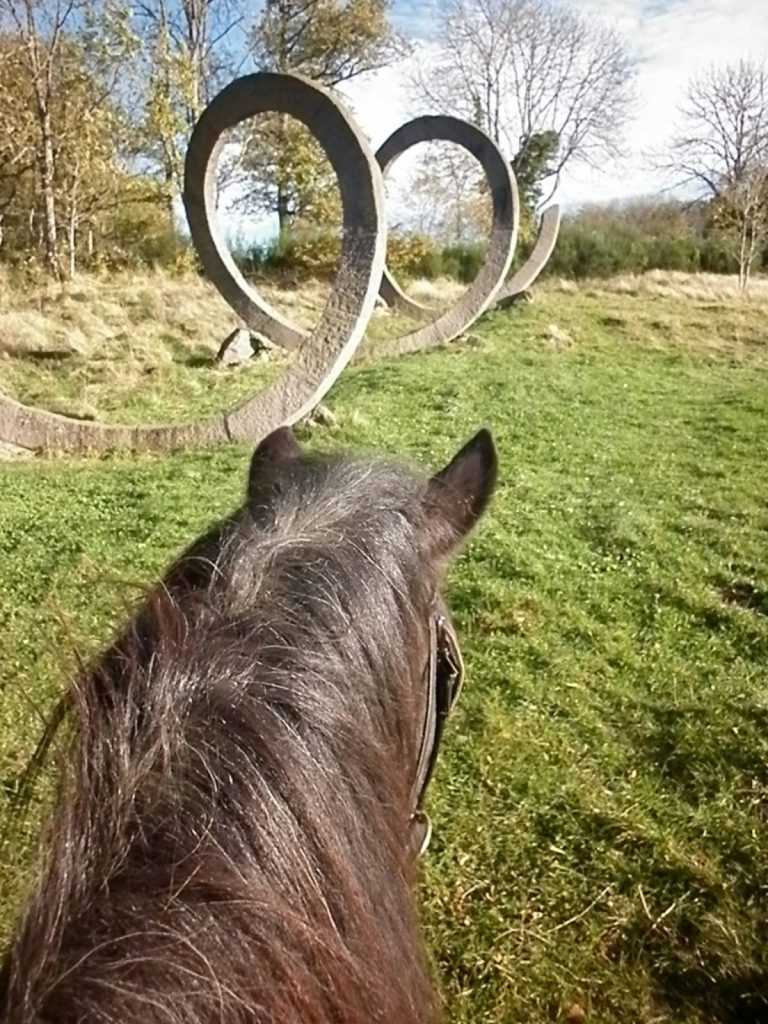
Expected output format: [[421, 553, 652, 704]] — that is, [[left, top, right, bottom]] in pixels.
[[1, 271, 768, 1021]]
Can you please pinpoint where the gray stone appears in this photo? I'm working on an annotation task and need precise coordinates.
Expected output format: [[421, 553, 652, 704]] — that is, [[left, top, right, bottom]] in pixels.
[[0, 439, 33, 459], [495, 204, 561, 309], [307, 403, 338, 428], [217, 328, 255, 366]]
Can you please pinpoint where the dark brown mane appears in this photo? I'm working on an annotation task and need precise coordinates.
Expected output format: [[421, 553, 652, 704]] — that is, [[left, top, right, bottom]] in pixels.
[[0, 428, 497, 1024]]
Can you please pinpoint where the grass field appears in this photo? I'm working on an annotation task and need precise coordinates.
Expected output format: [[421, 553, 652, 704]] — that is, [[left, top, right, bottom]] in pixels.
[[0, 267, 445, 424], [1, 271, 768, 1021]]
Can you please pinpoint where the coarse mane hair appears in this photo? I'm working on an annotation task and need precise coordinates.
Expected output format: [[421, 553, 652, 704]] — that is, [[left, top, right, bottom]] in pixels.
[[0, 426, 497, 1024]]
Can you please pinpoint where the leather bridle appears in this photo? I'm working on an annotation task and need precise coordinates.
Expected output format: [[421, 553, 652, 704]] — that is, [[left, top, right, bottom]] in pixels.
[[408, 605, 465, 857]]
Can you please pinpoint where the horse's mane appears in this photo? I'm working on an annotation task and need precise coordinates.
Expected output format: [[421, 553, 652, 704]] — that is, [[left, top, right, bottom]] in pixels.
[[0, 428, 497, 1024]]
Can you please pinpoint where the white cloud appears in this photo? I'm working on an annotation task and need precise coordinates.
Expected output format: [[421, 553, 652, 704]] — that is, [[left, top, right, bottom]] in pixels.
[[216, 0, 768, 242], [341, 0, 768, 210]]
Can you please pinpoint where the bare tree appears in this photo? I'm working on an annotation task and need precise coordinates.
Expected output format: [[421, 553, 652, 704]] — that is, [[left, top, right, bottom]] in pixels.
[[668, 58, 768, 290], [397, 144, 488, 245], [410, 0, 635, 208], [131, 0, 245, 210]]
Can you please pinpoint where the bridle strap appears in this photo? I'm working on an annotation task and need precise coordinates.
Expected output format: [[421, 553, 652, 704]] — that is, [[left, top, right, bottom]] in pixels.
[[408, 610, 465, 856], [410, 615, 440, 809]]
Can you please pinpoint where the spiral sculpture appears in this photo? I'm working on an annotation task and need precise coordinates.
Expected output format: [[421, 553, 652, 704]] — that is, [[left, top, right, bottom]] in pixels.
[[0, 71, 559, 455]]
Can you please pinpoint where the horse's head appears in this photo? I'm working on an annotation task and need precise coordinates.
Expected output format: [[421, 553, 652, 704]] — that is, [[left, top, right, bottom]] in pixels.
[[1, 426, 497, 1024], [242, 425, 498, 855]]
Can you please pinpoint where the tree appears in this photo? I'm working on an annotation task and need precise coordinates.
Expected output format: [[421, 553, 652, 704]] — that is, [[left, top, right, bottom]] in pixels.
[[0, 0, 87, 277], [398, 144, 489, 245], [668, 58, 768, 290], [241, 0, 403, 233], [0, 3, 177, 276], [129, 0, 245, 214], [0, 36, 37, 254], [409, 0, 635, 211]]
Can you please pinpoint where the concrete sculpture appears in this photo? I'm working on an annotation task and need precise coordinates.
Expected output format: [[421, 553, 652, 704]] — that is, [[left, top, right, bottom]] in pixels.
[[0, 73, 385, 453], [375, 115, 518, 356], [495, 204, 562, 309], [0, 72, 559, 455]]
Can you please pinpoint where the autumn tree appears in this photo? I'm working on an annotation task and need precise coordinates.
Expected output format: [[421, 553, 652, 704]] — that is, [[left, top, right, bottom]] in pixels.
[[0, 4, 174, 275], [0, 0, 90, 276], [409, 0, 635, 230], [0, 36, 37, 255], [241, 0, 403, 233], [668, 58, 768, 290], [129, 0, 245, 214]]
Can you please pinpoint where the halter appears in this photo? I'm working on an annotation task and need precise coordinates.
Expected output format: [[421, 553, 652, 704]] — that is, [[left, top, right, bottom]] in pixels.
[[408, 607, 465, 856]]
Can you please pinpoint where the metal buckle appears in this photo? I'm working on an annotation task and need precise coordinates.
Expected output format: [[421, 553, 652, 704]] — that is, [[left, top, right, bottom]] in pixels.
[[410, 809, 433, 856]]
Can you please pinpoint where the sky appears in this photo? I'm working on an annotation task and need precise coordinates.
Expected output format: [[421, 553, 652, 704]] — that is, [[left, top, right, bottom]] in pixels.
[[341, 0, 768, 209], [218, 0, 768, 241]]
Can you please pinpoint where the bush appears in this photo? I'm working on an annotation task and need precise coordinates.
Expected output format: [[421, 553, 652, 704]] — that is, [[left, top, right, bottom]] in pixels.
[[228, 196, 766, 286]]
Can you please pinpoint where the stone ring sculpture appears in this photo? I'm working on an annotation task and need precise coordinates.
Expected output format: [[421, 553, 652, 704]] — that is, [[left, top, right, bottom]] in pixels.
[[0, 72, 559, 455], [374, 115, 518, 355], [0, 72, 386, 453]]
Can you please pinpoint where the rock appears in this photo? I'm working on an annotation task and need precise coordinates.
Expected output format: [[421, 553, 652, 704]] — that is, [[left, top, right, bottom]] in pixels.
[[217, 327, 254, 366], [0, 439, 33, 459], [563, 1004, 586, 1023], [308, 403, 338, 428], [217, 328, 280, 366], [541, 323, 574, 349], [497, 289, 534, 310]]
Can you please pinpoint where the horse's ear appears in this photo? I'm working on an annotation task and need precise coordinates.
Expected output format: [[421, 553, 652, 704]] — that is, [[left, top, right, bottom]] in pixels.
[[248, 427, 301, 488], [425, 429, 497, 552]]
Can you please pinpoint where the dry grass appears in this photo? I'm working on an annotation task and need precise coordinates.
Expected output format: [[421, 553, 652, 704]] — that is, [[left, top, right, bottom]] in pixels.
[[551, 269, 768, 305], [0, 266, 766, 426], [0, 267, 456, 423], [405, 277, 465, 307]]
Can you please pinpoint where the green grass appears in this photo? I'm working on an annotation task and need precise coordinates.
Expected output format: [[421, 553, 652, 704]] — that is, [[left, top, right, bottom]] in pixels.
[[0, 267, 424, 424], [2, 280, 768, 1021]]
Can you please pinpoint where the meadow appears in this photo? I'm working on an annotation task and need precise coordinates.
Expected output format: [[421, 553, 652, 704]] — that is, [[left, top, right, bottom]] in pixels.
[[1, 270, 768, 1021]]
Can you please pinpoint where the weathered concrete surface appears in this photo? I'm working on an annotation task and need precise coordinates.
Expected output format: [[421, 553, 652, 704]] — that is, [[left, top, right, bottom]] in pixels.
[[0, 394, 230, 454], [0, 72, 385, 454], [496, 204, 561, 309], [0, 438, 33, 459], [375, 116, 519, 355]]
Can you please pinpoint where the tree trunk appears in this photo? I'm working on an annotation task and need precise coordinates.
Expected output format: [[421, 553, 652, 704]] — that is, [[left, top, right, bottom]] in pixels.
[[276, 180, 291, 234], [741, 216, 753, 292], [38, 104, 61, 279], [67, 204, 77, 279]]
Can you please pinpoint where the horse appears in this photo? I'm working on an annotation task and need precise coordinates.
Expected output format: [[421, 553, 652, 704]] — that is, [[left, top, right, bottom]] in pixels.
[[0, 425, 497, 1023]]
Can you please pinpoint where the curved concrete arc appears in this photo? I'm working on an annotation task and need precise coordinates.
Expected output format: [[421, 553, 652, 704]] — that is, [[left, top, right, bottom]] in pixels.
[[185, 72, 387, 442], [496, 204, 561, 309], [0, 73, 386, 454], [375, 116, 519, 355]]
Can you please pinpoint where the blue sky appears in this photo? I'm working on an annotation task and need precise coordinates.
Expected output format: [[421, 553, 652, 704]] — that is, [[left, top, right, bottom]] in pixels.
[[342, 0, 768, 207], [219, 0, 768, 241]]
